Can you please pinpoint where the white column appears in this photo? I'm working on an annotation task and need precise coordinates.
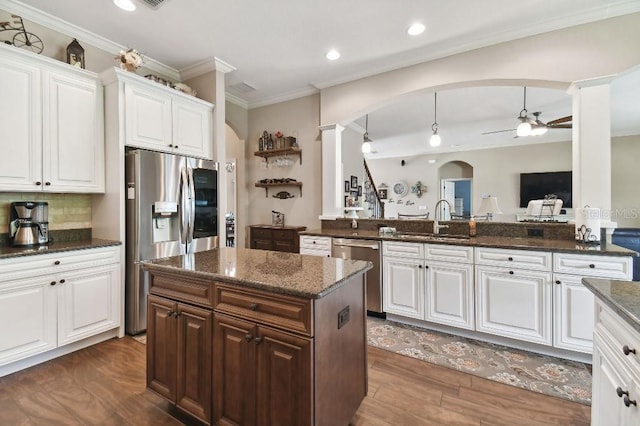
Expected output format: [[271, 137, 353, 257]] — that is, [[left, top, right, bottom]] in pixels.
[[319, 124, 344, 219], [570, 76, 616, 240]]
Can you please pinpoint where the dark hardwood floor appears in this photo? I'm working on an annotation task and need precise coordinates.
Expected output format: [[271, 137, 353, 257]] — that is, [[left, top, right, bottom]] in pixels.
[[0, 336, 590, 425]]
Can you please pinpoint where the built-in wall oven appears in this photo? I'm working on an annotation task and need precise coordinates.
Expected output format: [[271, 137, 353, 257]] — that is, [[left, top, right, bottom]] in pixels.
[[332, 238, 384, 315]]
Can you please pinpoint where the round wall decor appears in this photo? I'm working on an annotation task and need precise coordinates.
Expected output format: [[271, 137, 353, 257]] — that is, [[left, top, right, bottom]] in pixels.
[[393, 180, 409, 197]]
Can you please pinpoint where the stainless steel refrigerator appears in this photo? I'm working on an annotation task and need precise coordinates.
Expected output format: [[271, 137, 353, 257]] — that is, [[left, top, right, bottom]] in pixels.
[[125, 149, 218, 335]]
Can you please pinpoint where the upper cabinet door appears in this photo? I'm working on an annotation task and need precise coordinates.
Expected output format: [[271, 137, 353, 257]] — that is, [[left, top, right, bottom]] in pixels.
[[172, 96, 212, 159], [43, 70, 105, 192], [125, 83, 173, 152], [0, 56, 42, 191]]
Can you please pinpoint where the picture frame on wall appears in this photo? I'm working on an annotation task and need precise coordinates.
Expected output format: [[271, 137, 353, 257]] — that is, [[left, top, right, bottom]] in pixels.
[[344, 195, 349, 207], [345, 180, 350, 192], [357, 185, 362, 196], [379, 189, 388, 200], [350, 175, 358, 189]]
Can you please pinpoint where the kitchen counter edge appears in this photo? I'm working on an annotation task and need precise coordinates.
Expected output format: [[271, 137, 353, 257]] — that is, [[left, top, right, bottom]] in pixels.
[[582, 277, 640, 333], [301, 229, 637, 257], [0, 239, 122, 260]]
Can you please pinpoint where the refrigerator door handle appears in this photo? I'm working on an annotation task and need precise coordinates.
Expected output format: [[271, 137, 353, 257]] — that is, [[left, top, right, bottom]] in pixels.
[[180, 167, 190, 248], [187, 167, 196, 252]]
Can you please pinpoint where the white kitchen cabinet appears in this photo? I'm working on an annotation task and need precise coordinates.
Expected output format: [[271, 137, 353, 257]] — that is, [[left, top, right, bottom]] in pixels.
[[426, 261, 474, 330], [475, 247, 553, 346], [0, 276, 57, 366], [592, 301, 640, 426], [552, 253, 632, 354], [0, 43, 104, 193], [383, 241, 474, 328], [299, 236, 332, 257], [383, 256, 424, 319], [115, 67, 212, 159], [0, 246, 121, 370]]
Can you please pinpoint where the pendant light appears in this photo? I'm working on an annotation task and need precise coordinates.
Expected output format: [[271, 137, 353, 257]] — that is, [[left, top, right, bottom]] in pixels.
[[429, 92, 441, 147], [516, 87, 532, 137], [361, 114, 372, 153]]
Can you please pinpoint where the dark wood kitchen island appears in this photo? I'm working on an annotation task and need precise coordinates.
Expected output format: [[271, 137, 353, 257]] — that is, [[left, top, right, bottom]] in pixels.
[[141, 247, 372, 426]]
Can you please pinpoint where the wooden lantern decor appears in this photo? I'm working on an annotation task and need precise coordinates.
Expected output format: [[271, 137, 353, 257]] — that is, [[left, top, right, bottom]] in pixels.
[[66, 38, 85, 69]]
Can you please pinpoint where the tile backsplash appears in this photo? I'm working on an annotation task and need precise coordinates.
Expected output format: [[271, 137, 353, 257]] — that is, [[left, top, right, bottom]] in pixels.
[[0, 193, 92, 233]]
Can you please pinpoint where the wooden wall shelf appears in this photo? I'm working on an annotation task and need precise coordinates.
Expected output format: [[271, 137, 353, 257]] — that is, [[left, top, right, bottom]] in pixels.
[[255, 182, 303, 197], [254, 147, 302, 165]]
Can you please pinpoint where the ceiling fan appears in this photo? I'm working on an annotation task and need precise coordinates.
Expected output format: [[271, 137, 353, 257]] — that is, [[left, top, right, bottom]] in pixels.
[[482, 87, 572, 137]]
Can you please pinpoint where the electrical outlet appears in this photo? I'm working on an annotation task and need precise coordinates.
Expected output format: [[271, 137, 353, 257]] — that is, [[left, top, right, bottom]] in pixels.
[[337, 306, 350, 329], [418, 205, 427, 210], [527, 228, 544, 237]]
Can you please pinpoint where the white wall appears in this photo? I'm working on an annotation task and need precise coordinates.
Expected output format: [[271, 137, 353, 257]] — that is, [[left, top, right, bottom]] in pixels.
[[612, 134, 640, 227], [247, 94, 322, 231]]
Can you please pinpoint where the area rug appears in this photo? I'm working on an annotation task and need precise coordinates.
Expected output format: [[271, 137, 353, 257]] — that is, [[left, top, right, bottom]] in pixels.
[[367, 316, 592, 405], [131, 334, 147, 344]]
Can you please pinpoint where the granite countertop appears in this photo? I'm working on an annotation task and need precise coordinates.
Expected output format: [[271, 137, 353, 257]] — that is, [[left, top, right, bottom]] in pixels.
[[582, 278, 640, 333], [0, 239, 122, 260], [301, 229, 637, 257], [141, 247, 372, 299]]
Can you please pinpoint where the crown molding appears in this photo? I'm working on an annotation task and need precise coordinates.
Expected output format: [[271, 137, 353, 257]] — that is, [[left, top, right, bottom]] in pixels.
[[570, 74, 617, 92], [180, 56, 236, 81], [225, 92, 249, 109], [247, 86, 319, 109], [214, 57, 236, 74], [319, 124, 345, 132]]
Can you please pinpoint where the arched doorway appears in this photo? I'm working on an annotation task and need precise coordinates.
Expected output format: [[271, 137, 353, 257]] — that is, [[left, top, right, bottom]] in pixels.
[[439, 161, 473, 220]]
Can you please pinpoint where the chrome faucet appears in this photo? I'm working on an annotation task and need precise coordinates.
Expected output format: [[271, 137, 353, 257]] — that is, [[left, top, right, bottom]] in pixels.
[[433, 199, 452, 234]]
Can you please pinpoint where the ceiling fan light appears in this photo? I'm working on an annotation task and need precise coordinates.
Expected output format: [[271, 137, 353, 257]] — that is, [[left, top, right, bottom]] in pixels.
[[516, 121, 531, 137], [429, 132, 441, 147]]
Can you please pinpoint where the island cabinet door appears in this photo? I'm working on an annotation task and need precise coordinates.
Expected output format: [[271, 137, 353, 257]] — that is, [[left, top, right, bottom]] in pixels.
[[214, 314, 257, 426], [147, 295, 177, 401], [175, 303, 212, 424], [255, 325, 312, 426]]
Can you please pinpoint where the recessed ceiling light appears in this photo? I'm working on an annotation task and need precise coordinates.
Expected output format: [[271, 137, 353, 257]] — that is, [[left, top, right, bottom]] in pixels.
[[325, 49, 340, 61], [407, 23, 425, 36], [114, 0, 136, 11]]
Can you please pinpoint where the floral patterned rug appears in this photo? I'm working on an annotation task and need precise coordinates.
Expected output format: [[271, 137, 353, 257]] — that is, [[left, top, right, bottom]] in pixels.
[[367, 316, 592, 405]]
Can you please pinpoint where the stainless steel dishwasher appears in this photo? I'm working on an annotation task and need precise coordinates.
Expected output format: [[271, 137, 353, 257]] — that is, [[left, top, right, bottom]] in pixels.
[[332, 238, 383, 315]]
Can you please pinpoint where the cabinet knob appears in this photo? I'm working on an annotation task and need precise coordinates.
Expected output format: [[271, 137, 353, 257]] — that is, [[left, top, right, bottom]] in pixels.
[[624, 396, 637, 407], [36, 181, 42, 186], [623, 345, 636, 356], [249, 303, 259, 311], [312, 241, 316, 244], [45, 182, 51, 186], [169, 144, 173, 148], [174, 145, 179, 149], [508, 257, 513, 261], [50, 281, 56, 286], [617, 387, 629, 398], [589, 264, 595, 268], [167, 310, 174, 317], [555, 280, 561, 285], [509, 270, 514, 275], [245, 334, 253, 342], [54, 260, 61, 265], [59, 279, 65, 284], [418, 265, 423, 269], [254, 336, 263, 345], [425, 265, 429, 269]]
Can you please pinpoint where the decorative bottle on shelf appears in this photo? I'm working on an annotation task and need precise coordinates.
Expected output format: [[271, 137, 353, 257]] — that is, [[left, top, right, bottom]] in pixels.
[[258, 136, 264, 151], [267, 134, 274, 150], [469, 218, 476, 237]]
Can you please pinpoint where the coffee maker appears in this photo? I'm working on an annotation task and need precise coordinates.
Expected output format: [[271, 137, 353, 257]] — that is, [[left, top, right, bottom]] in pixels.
[[9, 202, 49, 247]]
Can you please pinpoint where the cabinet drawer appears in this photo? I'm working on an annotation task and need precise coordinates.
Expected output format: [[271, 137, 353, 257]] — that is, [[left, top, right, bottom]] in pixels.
[[299, 248, 331, 257], [425, 244, 473, 264], [475, 247, 551, 271], [148, 269, 215, 308], [214, 283, 312, 336], [553, 253, 632, 280], [272, 229, 294, 241], [251, 228, 272, 239], [595, 301, 640, 372], [383, 241, 424, 259], [299, 236, 331, 250], [0, 246, 120, 282]]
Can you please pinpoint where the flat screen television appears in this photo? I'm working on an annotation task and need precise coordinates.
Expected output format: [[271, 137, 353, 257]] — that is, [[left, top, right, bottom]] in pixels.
[[519, 171, 572, 208]]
